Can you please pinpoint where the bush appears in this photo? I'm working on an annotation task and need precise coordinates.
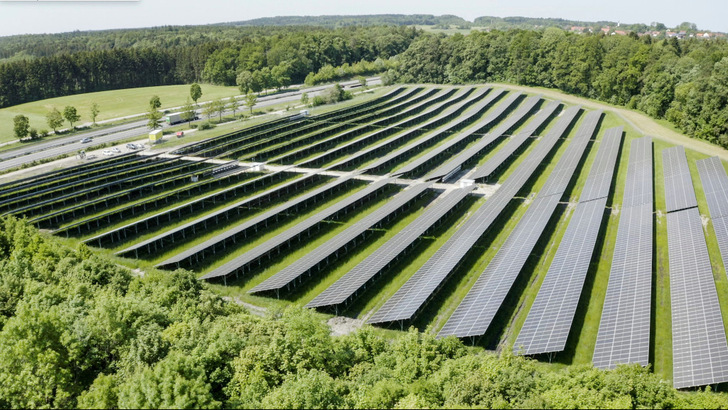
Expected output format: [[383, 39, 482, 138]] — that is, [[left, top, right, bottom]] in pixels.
[[198, 122, 215, 130], [311, 96, 326, 107]]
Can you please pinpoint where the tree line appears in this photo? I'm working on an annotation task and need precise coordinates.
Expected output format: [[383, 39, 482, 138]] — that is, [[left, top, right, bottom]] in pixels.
[[392, 29, 728, 147], [0, 216, 727, 408], [0, 26, 416, 108]]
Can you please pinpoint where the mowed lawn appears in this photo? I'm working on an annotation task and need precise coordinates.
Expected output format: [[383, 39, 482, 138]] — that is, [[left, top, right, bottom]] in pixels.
[[0, 83, 241, 142]]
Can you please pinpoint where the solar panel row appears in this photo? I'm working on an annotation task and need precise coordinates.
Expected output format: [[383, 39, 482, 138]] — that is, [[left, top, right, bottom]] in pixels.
[[366, 106, 583, 325], [155, 175, 358, 269], [468, 101, 562, 182], [668, 207, 728, 389], [663, 146, 699, 213], [293, 88, 472, 169], [329, 87, 493, 171], [424, 95, 544, 182], [392, 91, 521, 178], [307, 185, 475, 310], [200, 178, 393, 281], [592, 136, 653, 370], [437, 112, 603, 339], [578, 127, 623, 202], [697, 156, 728, 275], [359, 89, 505, 175], [513, 128, 622, 355], [249, 182, 434, 294], [116, 172, 329, 258], [536, 110, 603, 198]]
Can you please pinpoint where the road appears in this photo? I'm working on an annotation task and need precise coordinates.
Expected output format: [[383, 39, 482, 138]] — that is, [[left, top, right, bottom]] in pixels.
[[0, 77, 381, 172]]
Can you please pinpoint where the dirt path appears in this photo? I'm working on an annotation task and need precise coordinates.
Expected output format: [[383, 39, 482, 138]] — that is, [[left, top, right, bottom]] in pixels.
[[491, 83, 728, 161]]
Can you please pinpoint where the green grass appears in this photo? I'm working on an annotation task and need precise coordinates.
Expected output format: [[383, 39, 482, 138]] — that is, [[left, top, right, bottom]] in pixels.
[[0, 83, 246, 143]]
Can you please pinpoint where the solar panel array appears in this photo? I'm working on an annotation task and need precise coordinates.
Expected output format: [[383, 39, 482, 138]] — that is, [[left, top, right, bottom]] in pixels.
[[366, 106, 583, 325], [330, 87, 493, 171], [424, 95, 544, 182], [392, 91, 521, 178], [437, 112, 603, 339], [156, 175, 357, 269], [307, 185, 475, 309], [360, 89, 502, 174], [663, 145, 699, 213], [200, 178, 392, 281], [697, 156, 728, 274], [469, 101, 562, 181], [592, 136, 653, 369], [513, 128, 622, 355], [660, 147, 728, 389], [117, 172, 328, 257], [668, 207, 728, 388], [249, 182, 433, 294]]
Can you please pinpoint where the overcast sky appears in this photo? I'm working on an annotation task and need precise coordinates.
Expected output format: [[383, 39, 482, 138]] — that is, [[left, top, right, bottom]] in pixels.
[[0, 0, 726, 37]]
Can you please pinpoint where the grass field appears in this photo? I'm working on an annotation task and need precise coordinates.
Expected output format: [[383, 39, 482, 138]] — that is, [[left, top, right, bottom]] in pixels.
[[0, 83, 242, 143]]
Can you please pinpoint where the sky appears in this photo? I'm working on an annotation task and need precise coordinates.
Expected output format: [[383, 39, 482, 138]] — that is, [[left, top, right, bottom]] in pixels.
[[0, 0, 726, 37]]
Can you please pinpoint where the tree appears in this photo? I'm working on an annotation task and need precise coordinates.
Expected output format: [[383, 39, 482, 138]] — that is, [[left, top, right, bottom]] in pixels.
[[244, 92, 257, 114], [190, 83, 202, 104], [300, 92, 309, 106], [357, 75, 367, 88], [149, 95, 161, 110], [202, 103, 215, 121], [210, 99, 225, 122], [180, 98, 196, 125], [46, 108, 64, 133], [147, 107, 162, 130], [63, 106, 81, 129], [236, 71, 254, 94], [90, 102, 100, 125], [13, 115, 29, 140], [228, 98, 240, 118]]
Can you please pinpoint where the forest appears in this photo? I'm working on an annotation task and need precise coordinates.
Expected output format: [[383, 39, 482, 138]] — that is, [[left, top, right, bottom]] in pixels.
[[0, 216, 727, 409]]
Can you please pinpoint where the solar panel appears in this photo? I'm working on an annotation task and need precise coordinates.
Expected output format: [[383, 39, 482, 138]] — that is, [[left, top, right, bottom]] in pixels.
[[392, 90, 521, 178], [248, 182, 433, 294], [592, 136, 653, 370], [307, 185, 475, 309], [116, 172, 327, 258], [537, 110, 602, 198], [469, 101, 562, 181], [200, 178, 392, 281], [514, 197, 608, 354], [437, 111, 602, 338], [578, 127, 623, 202], [697, 157, 728, 276], [668, 207, 728, 389], [360, 89, 501, 174], [621, 137, 653, 208], [662, 146, 698, 213], [438, 194, 562, 338], [424, 95, 544, 182], [513, 126, 622, 355], [697, 156, 728, 219], [592, 203, 652, 369], [366, 106, 582, 325], [155, 175, 357, 269], [329, 87, 492, 171]]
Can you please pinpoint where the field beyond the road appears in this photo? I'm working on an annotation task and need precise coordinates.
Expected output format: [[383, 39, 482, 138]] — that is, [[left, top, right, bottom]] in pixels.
[[0, 83, 241, 143]]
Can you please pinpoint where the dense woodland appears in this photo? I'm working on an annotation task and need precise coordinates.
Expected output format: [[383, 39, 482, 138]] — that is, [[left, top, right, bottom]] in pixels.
[[0, 216, 728, 409], [0, 25, 417, 106], [389, 29, 728, 146]]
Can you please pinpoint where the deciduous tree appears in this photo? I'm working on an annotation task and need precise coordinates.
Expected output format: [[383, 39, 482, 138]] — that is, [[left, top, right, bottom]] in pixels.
[[13, 115, 29, 139], [63, 106, 81, 129]]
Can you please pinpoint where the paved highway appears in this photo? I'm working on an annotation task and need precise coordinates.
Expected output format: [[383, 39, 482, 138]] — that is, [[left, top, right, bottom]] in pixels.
[[0, 77, 380, 172]]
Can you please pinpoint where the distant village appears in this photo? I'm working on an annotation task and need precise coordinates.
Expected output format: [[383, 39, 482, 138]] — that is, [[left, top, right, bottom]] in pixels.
[[568, 25, 725, 39]]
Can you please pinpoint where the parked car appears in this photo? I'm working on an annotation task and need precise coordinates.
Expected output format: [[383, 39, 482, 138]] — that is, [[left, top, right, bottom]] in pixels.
[[126, 143, 137, 150], [102, 149, 114, 156], [111, 147, 121, 153], [80, 137, 93, 143]]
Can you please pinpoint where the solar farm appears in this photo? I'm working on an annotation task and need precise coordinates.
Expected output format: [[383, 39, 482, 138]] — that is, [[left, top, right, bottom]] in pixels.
[[4, 85, 728, 389]]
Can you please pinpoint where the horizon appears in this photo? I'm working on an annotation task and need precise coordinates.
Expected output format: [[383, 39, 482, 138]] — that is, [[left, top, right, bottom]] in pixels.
[[0, 0, 726, 37]]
